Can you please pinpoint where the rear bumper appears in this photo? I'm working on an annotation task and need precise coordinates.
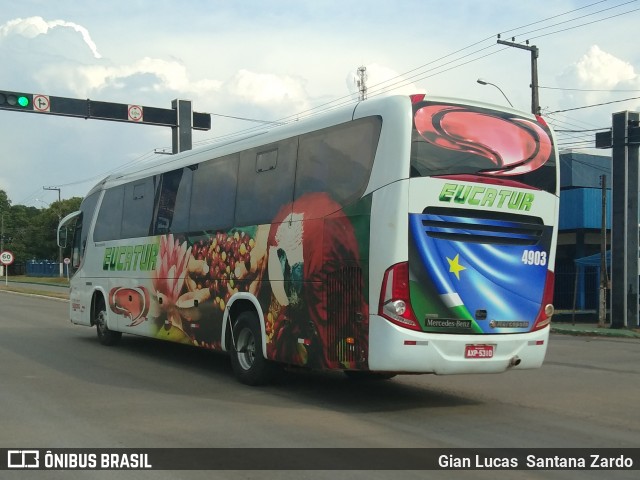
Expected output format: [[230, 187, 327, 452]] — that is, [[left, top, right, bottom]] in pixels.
[[368, 315, 549, 374]]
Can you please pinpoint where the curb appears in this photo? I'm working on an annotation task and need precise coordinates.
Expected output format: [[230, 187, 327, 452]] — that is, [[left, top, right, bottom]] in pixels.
[[551, 324, 640, 339]]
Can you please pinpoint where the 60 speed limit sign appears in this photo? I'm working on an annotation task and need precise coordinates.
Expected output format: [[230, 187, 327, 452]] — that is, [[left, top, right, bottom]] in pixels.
[[1, 250, 14, 266]]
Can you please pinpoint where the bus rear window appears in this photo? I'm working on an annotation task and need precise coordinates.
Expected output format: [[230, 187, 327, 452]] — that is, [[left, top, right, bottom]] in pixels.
[[410, 102, 557, 193]]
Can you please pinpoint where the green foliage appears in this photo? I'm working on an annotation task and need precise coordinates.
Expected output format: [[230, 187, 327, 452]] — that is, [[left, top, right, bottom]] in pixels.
[[0, 190, 82, 262]]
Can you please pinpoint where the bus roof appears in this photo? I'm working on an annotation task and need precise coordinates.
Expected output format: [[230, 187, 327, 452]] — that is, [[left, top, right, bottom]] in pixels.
[[85, 94, 540, 197]]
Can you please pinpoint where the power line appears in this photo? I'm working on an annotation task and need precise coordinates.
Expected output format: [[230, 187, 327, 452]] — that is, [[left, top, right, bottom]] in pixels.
[[540, 86, 640, 92], [194, 1, 640, 146], [210, 112, 284, 125], [548, 96, 640, 113], [511, 0, 637, 40], [499, 0, 610, 36], [529, 6, 640, 41], [555, 127, 609, 132], [31, 0, 638, 197], [364, 0, 614, 95]]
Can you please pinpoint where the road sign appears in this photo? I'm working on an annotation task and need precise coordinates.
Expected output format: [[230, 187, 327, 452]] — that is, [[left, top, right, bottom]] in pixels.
[[33, 94, 51, 112], [64, 257, 71, 265], [1, 250, 14, 266], [128, 104, 143, 122]]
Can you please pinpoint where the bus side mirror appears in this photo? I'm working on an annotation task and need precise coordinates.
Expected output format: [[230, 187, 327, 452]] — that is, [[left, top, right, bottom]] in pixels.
[[58, 225, 69, 248], [58, 210, 82, 249]]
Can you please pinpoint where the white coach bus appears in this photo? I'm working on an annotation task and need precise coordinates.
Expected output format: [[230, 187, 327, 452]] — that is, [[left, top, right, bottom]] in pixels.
[[58, 94, 559, 385]]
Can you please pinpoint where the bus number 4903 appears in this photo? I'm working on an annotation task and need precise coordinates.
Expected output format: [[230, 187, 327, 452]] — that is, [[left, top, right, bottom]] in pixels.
[[521, 250, 547, 266]]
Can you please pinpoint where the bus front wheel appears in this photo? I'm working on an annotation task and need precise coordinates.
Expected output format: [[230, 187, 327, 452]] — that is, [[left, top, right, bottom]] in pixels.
[[230, 312, 275, 386], [96, 307, 122, 346]]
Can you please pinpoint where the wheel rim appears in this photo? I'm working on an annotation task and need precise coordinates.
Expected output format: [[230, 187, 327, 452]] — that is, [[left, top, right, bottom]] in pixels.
[[97, 311, 107, 337], [236, 327, 256, 371]]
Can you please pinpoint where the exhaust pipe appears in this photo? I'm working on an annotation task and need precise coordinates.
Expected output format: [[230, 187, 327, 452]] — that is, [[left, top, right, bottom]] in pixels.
[[509, 356, 522, 368]]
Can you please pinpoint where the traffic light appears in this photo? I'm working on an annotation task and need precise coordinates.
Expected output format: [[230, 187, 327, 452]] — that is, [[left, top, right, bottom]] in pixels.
[[0, 90, 32, 110]]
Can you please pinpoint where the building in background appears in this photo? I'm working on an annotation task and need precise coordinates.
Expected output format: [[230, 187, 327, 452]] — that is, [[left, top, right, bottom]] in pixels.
[[555, 151, 611, 313]]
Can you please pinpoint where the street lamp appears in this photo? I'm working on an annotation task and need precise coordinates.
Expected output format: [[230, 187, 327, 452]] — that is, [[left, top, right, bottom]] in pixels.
[[477, 78, 514, 108]]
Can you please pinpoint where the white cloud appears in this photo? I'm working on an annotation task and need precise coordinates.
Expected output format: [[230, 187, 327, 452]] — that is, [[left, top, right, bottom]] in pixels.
[[0, 2, 638, 204], [554, 45, 640, 117], [571, 45, 636, 88], [226, 69, 311, 112], [0, 16, 102, 59], [38, 58, 223, 99]]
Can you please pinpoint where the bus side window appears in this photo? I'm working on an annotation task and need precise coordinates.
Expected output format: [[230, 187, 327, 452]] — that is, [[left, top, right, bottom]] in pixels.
[[189, 154, 239, 232], [235, 138, 297, 227], [70, 214, 83, 268], [121, 179, 155, 239], [152, 167, 193, 235], [94, 186, 124, 242], [72, 191, 100, 269], [295, 116, 381, 211]]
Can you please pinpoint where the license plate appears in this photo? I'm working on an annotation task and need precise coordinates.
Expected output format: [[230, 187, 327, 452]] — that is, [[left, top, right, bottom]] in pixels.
[[465, 344, 494, 359]]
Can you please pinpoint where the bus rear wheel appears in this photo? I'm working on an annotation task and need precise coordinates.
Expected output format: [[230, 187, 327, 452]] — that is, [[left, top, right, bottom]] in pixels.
[[230, 312, 275, 386], [96, 307, 121, 346]]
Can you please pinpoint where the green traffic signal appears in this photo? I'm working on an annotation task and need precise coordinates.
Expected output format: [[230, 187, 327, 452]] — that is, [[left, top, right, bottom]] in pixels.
[[0, 90, 33, 110]]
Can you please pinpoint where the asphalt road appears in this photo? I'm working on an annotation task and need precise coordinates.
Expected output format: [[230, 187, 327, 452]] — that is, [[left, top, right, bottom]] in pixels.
[[0, 291, 638, 480]]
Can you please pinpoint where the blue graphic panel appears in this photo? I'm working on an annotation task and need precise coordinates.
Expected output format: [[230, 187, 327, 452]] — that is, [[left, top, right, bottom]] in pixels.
[[410, 213, 549, 333]]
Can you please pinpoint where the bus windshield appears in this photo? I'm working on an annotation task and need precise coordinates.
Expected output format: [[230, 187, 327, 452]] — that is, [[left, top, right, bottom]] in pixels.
[[410, 101, 557, 194]]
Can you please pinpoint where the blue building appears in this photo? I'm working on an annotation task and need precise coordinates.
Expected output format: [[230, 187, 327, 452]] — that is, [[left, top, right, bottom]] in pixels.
[[555, 151, 611, 311]]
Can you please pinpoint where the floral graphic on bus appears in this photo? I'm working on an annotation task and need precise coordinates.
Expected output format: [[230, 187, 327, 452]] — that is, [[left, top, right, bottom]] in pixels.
[[151, 233, 200, 332], [126, 193, 369, 369], [414, 104, 553, 176]]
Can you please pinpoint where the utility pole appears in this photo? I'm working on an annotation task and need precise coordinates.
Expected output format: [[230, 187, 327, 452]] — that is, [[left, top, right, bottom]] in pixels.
[[43, 186, 61, 203], [43, 186, 63, 277], [496, 36, 540, 115], [356, 66, 368, 101], [599, 175, 608, 328]]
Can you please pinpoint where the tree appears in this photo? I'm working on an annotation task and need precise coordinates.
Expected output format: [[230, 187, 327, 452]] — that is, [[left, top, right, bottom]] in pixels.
[[0, 189, 82, 262]]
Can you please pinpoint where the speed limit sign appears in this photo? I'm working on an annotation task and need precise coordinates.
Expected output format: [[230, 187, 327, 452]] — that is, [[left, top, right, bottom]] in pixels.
[[0, 250, 14, 266]]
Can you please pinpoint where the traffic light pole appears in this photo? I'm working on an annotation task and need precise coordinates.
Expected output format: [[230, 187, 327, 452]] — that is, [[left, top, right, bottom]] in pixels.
[[596, 111, 640, 329], [172, 99, 193, 154], [0, 90, 211, 154]]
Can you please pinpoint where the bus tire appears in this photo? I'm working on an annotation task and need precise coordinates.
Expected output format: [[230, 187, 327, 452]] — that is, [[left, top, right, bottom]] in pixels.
[[230, 311, 275, 386], [95, 304, 122, 346]]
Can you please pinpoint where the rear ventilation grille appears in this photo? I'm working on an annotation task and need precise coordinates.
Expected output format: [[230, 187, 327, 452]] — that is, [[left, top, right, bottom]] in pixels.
[[327, 266, 364, 365], [420, 207, 544, 245]]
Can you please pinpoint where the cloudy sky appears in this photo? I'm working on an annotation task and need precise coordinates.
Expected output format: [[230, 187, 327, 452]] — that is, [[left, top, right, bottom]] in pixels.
[[1, 0, 639, 206]]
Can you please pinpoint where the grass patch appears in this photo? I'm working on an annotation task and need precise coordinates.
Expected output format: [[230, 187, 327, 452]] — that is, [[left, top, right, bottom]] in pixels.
[[4, 275, 70, 286], [0, 285, 69, 300], [0, 275, 69, 299]]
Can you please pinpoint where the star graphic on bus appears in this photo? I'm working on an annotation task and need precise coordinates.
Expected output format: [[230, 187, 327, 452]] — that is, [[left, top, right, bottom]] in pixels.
[[447, 253, 466, 280]]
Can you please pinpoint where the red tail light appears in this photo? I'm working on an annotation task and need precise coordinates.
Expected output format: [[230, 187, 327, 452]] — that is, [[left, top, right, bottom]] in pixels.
[[410, 94, 426, 104], [532, 270, 555, 331], [379, 262, 422, 331], [535, 114, 549, 129]]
